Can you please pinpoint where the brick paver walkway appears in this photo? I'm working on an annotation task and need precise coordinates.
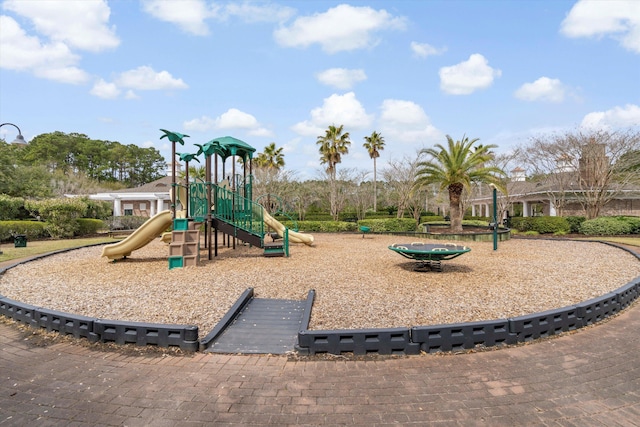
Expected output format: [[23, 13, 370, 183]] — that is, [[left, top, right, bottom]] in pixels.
[[2, 301, 639, 426]]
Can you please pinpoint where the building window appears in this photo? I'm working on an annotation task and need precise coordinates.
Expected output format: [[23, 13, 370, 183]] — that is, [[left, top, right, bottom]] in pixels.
[[124, 203, 133, 216], [140, 203, 147, 211]]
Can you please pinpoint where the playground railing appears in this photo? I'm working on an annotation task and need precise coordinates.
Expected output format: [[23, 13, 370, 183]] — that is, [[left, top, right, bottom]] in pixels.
[[213, 184, 264, 237], [189, 181, 209, 222]]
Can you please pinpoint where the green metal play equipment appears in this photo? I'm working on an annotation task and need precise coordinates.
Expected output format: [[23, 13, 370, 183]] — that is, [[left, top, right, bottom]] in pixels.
[[101, 132, 313, 266], [169, 133, 314, 266], [388, 242, 470, 272]]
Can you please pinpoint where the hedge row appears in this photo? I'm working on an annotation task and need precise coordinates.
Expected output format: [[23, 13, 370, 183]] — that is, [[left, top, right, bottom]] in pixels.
[[0, 221, 48, 241], [281, 220, 358, 233], [279, 218, 419, 233], [77, 218, 107, 236], [579, 216, 640, 235], [358, 218, 418, 233], [510, 215, 640, 235], [0, 195, 25, 221], [510, 217, 570, 234], [0, 219, 107, 242]]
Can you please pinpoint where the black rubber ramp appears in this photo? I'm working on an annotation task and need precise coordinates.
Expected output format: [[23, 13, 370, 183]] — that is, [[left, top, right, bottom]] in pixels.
[[205, 298, 305, 354]]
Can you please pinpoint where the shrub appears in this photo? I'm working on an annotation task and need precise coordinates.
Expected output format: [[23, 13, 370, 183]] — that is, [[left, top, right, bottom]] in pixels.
[[358, 218, 418, 233], [76, 218, 106, 236], [620, 216, 640, 233], [0, 220, 48, 242], [24, 198, 88, 238], [421, 215, 445, 223], [510, 216, 570, 234], [281, 220, 358, 233], [105, 216, 148, 230], [0, 195, 24, 220], [579, 217, 633, 235], [565, 216, 586, 233], [82, 198, 112, 219]]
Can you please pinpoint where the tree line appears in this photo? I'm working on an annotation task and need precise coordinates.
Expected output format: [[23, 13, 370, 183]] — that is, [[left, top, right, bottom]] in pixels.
[[3, 126, 639, 232], [0, 131, 165, 198]]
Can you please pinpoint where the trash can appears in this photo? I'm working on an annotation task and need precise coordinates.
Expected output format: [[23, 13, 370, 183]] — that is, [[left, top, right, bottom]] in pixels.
[[14, 234, 27, 248]]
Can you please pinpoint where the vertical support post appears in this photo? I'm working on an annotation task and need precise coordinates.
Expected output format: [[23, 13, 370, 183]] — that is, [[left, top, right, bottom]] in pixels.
[[184, 160, 190, 218], [171, 141, 176, 220], [492, 186, 498, 251]]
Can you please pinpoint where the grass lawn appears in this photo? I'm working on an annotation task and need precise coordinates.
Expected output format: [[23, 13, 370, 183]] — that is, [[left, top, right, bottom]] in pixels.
[[0, 236, 114, 264], [580, 236, 640, 247]]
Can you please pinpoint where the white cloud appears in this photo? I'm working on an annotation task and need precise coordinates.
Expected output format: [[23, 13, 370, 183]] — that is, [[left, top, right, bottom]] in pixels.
[[3, 0, 119, 52], [514, 77, 565, 103], [439, 54, 502, 95], [183, 108, 273, 136], [273, 4, 406, 53], [292, 92, 374, 136], [1, 0, 118, 84], [223, 2, 295, 23], [141, 0, 214, 36], [0, 16, 89, 84], [316, 68, 367, 90], [410, 41, 446, 58], [378, 99, 441, 143], [184, 116, 216, 132], [90, 79, 121, 99], [141, 140, 156, 149], [115, 66, 188, 91], [124, 90, 139, 100], [560, 0, 640, 53], [248, 127, 274, 137], [141, 0, 295, 35], [216, 108, 260, 129], [90, 66, 185, 99], [581, 104, 640, 130]]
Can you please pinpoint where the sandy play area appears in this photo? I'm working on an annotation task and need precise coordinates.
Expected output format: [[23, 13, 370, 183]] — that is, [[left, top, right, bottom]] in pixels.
[[1, 233, 639, 334]]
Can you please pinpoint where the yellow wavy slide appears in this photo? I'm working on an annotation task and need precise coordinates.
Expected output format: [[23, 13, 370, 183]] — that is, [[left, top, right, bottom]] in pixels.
[[101, 210, 173, 260], [262, 207, 314, 245]]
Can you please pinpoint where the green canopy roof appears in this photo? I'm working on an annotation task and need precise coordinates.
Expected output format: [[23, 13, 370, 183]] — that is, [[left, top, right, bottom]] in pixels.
[[207, 136, 256, 160]]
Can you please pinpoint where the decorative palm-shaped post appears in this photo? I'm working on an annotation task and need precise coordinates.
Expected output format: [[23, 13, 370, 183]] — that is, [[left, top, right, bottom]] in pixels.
[[160, 129, 189, 219], [196, 142, 221, 259], [176, 152, 200, 217]]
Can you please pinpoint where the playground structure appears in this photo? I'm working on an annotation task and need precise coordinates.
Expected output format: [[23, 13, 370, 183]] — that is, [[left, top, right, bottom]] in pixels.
[[389, 242, 471, 272], [101, 132, 313, 266]]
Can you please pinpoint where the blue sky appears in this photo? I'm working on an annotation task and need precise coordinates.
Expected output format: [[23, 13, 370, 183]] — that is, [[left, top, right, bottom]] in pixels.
[[1, 0, 639, 180]]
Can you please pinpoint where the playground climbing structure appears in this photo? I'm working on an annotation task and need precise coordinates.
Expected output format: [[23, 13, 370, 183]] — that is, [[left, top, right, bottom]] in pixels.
[[171, 134, 313, 266]]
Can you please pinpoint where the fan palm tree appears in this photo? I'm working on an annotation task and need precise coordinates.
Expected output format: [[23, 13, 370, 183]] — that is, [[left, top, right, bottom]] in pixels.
[[414, 135, 506, 232], [363, 131, 385, 212], [178, 165, 206, 182], [255, 142, 285, 170], [317, 125, 351, 220]]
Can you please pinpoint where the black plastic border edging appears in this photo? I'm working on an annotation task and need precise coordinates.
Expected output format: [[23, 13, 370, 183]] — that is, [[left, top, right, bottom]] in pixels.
[[1, 240, 639, 355], [294, 289, 316, 354], [295, 240, 640, 355], [0, 296, 200, 351], [199, 287, 254, 351], [0, 243, 199, 352]]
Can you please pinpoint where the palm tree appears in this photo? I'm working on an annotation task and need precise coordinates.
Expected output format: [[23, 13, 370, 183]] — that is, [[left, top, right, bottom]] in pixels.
[[255, 142, 285, 170], [414, 135, 506, 232], [317, 124, 351, 220], [363, 131, 385, 212], [178, 165, 206, 182]]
